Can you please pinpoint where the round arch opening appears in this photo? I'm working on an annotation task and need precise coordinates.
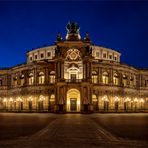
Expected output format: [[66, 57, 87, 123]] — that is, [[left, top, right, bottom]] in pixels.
[[67, 89, 80, 112]]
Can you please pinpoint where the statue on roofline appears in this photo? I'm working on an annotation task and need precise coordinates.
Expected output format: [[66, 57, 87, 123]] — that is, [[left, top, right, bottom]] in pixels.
[[66, 22, 80, 34]]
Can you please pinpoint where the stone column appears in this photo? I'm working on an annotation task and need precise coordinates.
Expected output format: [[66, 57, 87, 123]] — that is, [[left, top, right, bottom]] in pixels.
[[55, 59, 64, 82], [34, 68, 37, 85], [83, 57, 92, 82]]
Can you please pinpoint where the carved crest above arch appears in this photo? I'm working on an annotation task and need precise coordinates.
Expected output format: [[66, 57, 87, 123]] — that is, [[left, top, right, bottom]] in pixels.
[[66, 49, 81, 61]]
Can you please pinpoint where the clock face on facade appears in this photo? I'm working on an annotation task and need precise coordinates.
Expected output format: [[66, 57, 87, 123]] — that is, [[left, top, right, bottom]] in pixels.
[[66, 49, 81, 61]]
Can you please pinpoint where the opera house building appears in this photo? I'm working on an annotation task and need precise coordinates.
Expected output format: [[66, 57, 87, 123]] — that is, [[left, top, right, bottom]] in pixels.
[[0, 22, 148, 113]]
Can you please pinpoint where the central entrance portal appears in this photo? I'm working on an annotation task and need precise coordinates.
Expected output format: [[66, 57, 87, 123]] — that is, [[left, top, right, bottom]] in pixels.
[[70, 98, 77, 111], [67, 89, 80, 112]]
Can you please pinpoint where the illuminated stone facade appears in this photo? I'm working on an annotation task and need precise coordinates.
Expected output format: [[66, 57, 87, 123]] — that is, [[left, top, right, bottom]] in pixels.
[[0, 22, 148, 113]]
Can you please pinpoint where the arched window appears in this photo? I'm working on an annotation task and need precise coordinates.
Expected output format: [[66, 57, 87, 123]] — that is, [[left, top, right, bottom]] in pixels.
[[124, 97, 131, 111], [114, 96, 120, 111], [130, 76, 134, 87], [92, 94, 97, 102], [113, 73, 119, 85], [92, 71, 98, 83], [92, 94, 98, 111], [3, 98, 7, 110], [49, 94, 55, 111], [102, 72, 109, 84], [38, 100, 43, 110], [28, 73, 34, 85], [0, 79, 2, 86], [145, 80, 148, 87], [50, 71, 55, 84], [39, 72, 45, 84], [50, 94, 55, 102], [20, 74, 25, 86], [122, 74, 127, 86], [139, 98, 144, 110], [28, 101, 32, 110], [16, 97, 23, 110], [133, 75, 136, 86], [27, 96, 33, 110], [9, 98, 13, 110], [13, 76, 17, 86], [38, 95, 45, 110], [102, 95, 109, 111]]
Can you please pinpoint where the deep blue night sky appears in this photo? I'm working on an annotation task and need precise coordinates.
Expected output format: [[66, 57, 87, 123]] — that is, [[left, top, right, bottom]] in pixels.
[[0, 1, 148, 68]]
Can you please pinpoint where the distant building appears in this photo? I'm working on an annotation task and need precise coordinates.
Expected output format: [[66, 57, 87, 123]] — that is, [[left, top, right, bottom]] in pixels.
[[0, 22, 148, 113]]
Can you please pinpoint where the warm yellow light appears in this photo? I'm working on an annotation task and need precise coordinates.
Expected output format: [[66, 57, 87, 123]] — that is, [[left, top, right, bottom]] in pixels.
[[9, 98, 13, 102], [140, 98, 144, 103], [134, 98, 138, 102], [115, 96, 120, 102], [92, 95, 97, 101], [3, 98, 7, 102], [77, 101, 80, 105], [50, 99, 55, 102], [102, 95, 109, 102], [39, 95, 45, 101], [27, 96, 33, 101], [17, 97, 23, 102], [93, 98, 97, 102], [39, 98, 42, 101], [124, 97, 131, 102], [66, 89, 80, 112], [50, 94, 55, 102]]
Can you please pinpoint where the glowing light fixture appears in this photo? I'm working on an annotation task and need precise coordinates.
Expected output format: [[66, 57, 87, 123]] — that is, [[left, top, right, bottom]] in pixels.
[[9, 98, 13, 102], [115, 96, 120, 102], [124, 97, 131, 102], [27, 96, 33, 101], [39, 95, 45, 101], [102, 95, 109, 102], [50, 94, 55, 102], [140, 98, 144, 103], [17, 97, 23, 102], [134, 98, 138, 102], [3, 98, 7, 102]]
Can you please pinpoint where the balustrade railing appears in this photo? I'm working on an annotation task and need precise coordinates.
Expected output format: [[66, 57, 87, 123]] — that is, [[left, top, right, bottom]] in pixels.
[[65, 79, 82, 83]]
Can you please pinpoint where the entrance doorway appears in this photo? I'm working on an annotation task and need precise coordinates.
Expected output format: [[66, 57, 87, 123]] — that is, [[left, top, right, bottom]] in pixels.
[[67, 89, 80, 112], [70, 98, 77, 111], [71, 74, 76, 81]]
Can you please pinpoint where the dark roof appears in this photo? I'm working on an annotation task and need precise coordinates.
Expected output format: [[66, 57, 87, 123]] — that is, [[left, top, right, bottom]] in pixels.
[[26, 43, 55, 53], [0, 67, 9, 70]]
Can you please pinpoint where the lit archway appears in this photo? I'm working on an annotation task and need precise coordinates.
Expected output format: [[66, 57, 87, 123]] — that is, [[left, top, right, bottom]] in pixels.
[[67, 89, 80, 112]]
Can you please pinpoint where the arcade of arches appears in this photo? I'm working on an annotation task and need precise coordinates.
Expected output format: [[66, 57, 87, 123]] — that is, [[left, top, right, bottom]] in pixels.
[[0, 22, 148, 113]]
